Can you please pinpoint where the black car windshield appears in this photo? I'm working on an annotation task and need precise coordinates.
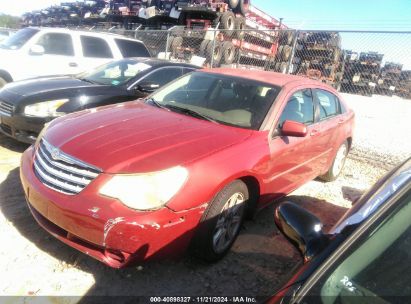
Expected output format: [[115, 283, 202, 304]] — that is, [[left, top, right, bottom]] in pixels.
[[77, 59, 152, 86], [0, 28, 39, 50], [149, 72, 280, 130]]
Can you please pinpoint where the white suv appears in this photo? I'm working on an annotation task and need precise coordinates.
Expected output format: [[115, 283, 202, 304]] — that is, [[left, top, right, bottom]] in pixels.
[[0, 27, 151, 87]]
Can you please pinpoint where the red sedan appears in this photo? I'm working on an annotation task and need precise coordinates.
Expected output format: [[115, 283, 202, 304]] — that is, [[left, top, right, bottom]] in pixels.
[[20, 69, 354, 268]]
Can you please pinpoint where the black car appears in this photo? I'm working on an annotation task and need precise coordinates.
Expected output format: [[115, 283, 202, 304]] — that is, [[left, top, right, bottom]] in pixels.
[[270, 158, 411, 303], [0, 58, 199, 143]]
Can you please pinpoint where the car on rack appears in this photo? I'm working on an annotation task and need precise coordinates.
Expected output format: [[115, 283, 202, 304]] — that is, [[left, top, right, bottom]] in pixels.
[[20, 69, 354, 268], [270, 157, 411, 303], [0, 27, 150, 87], [0, 58, 198, 143]]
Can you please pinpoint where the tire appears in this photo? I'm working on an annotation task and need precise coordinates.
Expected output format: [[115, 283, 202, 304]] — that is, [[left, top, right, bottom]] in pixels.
[[280, 62, 288, 73], [191, 180, 249, 261], [0, 77, 8, 89], [234, 0, 249, 15], [220, 11, 235, 37], [206, 41, 222, 66], [276, 45, 284, 60], [234, 16, 246, 39], [280, 31, 293, 45], [199, 39, 210, 57], [167, 36, 175, 51], [228, 0, 240, 10], [222, 41, 236, 64], [281, 45, 292, 61], [320, 141, 349, 182]]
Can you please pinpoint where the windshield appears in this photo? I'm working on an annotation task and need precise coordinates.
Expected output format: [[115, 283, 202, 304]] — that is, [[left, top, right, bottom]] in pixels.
[[149, 72, 280, 130], [0, 28, 39, 50], [77, 59, 152, 86]]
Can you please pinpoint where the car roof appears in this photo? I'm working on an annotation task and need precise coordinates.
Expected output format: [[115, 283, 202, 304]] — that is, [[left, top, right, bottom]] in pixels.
[[124, 57, 201, 69], [202, 68, 325, 88], [26, 27, 144, 41]]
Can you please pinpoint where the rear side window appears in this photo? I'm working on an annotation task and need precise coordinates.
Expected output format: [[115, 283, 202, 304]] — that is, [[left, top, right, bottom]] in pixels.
[[115, 39, 150, 57], [314, 89, 341, 120], [80, 36, 113, 58], [140, 67, 183, 86], [36, 33, 74, 56]]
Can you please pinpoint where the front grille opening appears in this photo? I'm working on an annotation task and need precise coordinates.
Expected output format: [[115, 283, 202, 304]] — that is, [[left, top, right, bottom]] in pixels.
[[0, 123, 12, 135], [0, 101, 14, 116], [33, 140, 101, 195]]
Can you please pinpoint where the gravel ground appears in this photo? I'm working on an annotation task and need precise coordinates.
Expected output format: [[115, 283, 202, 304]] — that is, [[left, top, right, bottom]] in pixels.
[[0, 94, 409, 299]]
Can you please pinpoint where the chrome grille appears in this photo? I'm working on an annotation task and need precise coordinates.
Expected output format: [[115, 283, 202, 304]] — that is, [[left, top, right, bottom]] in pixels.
[[0, 101, 14, 116], [34, 139, 101, 195]]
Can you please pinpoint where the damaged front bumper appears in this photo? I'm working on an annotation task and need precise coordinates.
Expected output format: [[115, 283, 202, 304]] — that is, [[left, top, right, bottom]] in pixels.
[[20, 146, 206, 268]]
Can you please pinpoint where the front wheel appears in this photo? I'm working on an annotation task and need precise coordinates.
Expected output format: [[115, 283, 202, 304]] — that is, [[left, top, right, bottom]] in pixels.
[[320, 141, 349, 182], [191, 180, 248, 261]]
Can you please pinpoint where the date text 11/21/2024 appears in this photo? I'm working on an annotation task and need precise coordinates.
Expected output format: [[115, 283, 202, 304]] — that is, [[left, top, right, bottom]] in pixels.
[[149, 296, 257, 303]]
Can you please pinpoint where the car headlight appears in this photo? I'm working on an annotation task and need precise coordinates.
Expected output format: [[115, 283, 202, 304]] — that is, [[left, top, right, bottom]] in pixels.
[[24, 99, 69, 117], [99, 166, 188, 211]]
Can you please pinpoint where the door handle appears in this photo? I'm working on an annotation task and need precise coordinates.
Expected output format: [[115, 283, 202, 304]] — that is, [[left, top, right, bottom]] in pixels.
[[338, 119, 344, 124], [69, 62, 78, 67]]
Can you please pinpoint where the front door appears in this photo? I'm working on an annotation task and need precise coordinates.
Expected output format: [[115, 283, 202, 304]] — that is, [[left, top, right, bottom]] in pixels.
[[28, 32, 81, 77], [266, 88, 318, 197]]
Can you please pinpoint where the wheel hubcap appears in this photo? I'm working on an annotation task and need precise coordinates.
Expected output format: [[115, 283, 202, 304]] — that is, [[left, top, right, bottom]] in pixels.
[[212, 192, 245, 254], [332, 144, 347, 177]]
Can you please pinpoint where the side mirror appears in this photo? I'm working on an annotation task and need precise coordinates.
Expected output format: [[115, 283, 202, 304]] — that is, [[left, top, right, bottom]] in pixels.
[[29, 44, 45, 55], [274, 202, 329, 262], [136, 82, 160, 94], [281, 120, 307, 137]]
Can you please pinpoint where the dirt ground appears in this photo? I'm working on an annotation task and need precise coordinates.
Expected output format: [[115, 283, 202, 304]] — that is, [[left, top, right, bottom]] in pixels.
[[0, 94, 409, 300]]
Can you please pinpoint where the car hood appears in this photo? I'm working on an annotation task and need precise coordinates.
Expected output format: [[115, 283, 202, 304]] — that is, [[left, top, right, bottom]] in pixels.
[[4, 76, 110, 97], [44, 101, 253, 173]]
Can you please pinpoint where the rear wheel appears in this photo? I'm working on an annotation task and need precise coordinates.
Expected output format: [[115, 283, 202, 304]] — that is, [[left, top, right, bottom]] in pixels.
[[199, 39, 210, 57], [191, 180, 248, 261], [320, 141, 349, 182], [222, 41, 236, 64], [220, 11, 236, 37], [206, 41, 222, 66], [234, 16, 246, 39]]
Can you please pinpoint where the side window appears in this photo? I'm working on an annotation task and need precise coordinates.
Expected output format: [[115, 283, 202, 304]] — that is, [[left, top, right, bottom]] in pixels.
[[80, 36, 113, 59], [278, 89, 314, 128], [302, 191, 411, 303], [35, 33, 74, 56], [183, 68, 196, 75], [139, 68, 182, 87], [314, 89, 341, 120], [114, 39, 150, 57]]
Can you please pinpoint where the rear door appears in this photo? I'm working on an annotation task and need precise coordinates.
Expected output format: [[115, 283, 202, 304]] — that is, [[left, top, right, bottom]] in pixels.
[[312, 89, 346, 171], [266, 88, 318, 196], [78, 35, 115, 72]]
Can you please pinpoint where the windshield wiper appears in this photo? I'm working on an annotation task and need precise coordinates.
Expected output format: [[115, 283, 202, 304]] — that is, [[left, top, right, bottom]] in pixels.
[[164, 104, 218, 123], [145, 97, 168, 109], [79, 78, 97, 84]]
